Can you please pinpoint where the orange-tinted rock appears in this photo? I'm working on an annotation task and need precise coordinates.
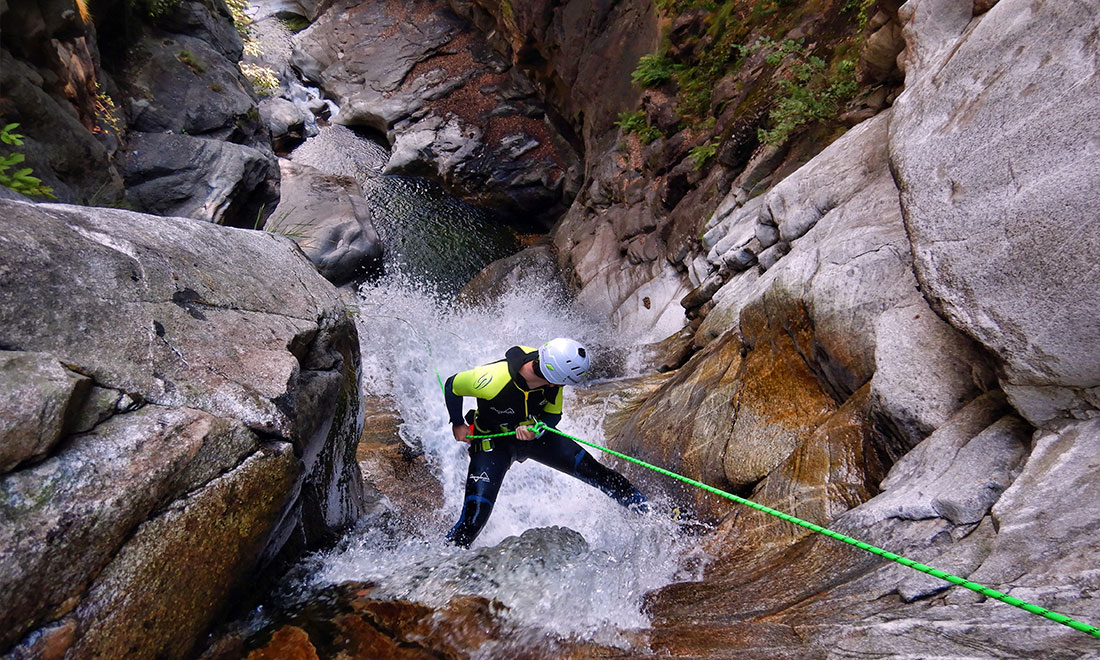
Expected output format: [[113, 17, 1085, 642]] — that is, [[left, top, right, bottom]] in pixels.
[[356, 395, 443, 524], [206, 582, 604, 659], [708, 384, 885, 560], [244, 626, 318, 660], [723, 297, 838, 492], [610, 332, 746, 520]]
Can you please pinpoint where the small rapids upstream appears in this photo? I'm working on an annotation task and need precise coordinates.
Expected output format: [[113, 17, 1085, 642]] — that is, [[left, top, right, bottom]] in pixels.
[[273, 268, 708, 653]]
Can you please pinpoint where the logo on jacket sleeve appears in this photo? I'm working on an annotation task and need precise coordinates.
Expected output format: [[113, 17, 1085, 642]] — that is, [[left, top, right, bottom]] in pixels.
[[475, 373, 493, 389]]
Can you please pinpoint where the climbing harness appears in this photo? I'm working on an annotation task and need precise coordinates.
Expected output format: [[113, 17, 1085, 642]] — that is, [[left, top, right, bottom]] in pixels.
[[464, 421, 1100, 639]]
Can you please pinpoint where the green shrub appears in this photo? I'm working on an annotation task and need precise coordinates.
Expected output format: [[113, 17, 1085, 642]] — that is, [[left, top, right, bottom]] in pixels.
[[688, 141, 719, 170], [0, 124, 56, 199], [758, 57, 857, 146], [631, 54, 680, 88], [615, 111, 662, 144]]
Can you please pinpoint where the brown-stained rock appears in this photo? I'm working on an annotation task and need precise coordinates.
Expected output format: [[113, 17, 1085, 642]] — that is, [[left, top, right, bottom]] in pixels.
[[210, 582, 592, 660], [722, 297, 838, 491], [356, 395, 443, 524], [244, 626, 318, 660], [610, 332, 747, 521], [571, 372, 676, 441], [64, 443, 300, 660], [707, 384, 884, 561]]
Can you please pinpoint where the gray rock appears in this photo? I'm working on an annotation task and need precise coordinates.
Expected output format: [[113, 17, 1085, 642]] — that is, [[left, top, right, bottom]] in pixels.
[[891, 0, 1100, 427], [0, 199, 366, 656], [0, 406, 263, 652], [65, 442, 298, 660], [121, 32, 265, 147], [0, 352, 91, 472], [380, 526, 591, 605], [755, 241, 789, 270], [120, 132, 279, 227], [151, 0, 245, 62], [270, 159, 382, 285], [870, 303, 995, 447], [927, 415, 1030, 525], [260, 96, 312, 148], [457, 243, 567, 307], [754, 222, 780, 248]]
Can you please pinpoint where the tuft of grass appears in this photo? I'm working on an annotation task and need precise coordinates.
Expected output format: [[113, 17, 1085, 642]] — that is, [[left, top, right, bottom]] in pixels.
[[688, 141, 719, 169], [177, 50, 205, 74], [259, 206, 316, 248]]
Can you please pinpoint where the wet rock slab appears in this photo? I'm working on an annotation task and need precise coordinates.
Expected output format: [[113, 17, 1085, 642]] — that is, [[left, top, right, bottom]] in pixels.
[[0, 199, 366, 659]]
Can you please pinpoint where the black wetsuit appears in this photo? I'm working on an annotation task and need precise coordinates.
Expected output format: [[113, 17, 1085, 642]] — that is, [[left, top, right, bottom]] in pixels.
[[443, 346, 647, 547]]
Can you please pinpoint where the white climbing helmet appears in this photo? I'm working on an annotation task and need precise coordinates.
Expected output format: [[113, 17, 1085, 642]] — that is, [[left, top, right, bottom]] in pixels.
[[538, 337, 590, 385]]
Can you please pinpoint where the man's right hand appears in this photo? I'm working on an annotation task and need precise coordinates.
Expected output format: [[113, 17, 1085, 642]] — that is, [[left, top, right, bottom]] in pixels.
[[453, 424, 472, 443]]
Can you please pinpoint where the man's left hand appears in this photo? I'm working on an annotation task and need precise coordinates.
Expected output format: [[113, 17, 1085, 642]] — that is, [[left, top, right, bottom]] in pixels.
[[515, 426, 537, 441]]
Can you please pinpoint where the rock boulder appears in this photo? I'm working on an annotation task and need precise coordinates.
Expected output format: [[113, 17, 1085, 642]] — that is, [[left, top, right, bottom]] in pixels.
[[270, 158, 383, 286], [0, 199, 367, 659], [290, 0, 580, 224]]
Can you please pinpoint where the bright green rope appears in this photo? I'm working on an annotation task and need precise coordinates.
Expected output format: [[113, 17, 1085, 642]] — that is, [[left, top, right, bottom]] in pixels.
[[465, 422, 1100, 639]]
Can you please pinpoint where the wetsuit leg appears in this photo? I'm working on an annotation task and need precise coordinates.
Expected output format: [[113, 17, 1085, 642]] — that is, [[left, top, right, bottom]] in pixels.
[[520, 433, 648, 510], [446, 443, 514, 547]]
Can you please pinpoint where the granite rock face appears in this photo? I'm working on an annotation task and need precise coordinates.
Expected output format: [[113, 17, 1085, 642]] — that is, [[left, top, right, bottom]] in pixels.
[[890, 0, 1100, 428], [0, 199, 367, 659]]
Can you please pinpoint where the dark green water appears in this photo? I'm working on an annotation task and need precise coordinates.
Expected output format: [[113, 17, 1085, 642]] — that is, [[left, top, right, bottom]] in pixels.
[[288, 124, 520, 293]]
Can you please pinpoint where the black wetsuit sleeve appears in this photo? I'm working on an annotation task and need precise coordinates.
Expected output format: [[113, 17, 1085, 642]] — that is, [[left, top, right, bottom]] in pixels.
[[539, 411, 562, 428], [444, 374, 466, 426]]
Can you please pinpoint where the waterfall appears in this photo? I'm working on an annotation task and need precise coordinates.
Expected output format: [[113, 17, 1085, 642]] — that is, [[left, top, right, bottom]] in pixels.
[[268, 267, 706, 649], [242, 1, 706, 649]]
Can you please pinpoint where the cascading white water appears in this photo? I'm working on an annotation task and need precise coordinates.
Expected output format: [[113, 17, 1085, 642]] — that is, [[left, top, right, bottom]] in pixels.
[[285, 267, 707, 650], [244, 1, 706, 648]]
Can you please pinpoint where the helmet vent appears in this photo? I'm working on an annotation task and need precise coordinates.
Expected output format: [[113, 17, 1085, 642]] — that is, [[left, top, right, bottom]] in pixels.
[[577, 347, 586, 358]]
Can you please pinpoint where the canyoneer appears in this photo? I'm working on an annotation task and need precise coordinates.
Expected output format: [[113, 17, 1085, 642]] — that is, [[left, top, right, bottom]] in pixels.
[[443, 338, 648, 547]]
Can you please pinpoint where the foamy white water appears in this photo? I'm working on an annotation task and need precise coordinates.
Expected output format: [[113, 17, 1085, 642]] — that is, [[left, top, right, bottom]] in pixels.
[[291, 267, 706, 649]]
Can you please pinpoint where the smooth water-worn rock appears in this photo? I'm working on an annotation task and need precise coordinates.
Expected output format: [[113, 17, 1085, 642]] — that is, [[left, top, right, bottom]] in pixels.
[[455, 243, 568, 307], [121, 132, 278, 228], [0, 199, 366, 659], [355, 395, 442, 527], [271, 159, 383, 286], [119, 31, 261, 145], [291, 0, 580, 223], [891, 0, 1100, 428]]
